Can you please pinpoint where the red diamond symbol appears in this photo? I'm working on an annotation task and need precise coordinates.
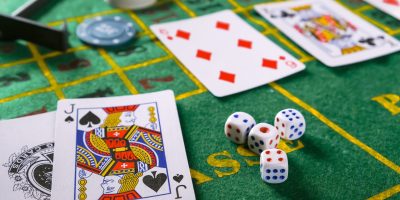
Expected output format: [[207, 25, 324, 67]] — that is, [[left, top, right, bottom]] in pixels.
[[279, 56, 286, 60], [237, 39, 252, 49], [219, 71, 235, 83], [196, 50, 212, 61], [384, 0, 399, 5], [262, 58, 277, 69], [176, 30, 191, 40], [216, 21, 230, 30]]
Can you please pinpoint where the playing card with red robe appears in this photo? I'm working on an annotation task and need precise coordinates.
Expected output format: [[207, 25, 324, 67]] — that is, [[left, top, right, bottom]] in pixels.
[[150, 10, 305, 97]]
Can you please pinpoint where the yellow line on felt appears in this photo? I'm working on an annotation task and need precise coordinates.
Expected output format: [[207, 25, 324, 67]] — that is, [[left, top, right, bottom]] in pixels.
[[228, 0, 309, 59], [47, 9, 122, 27], [27, 43, 65, 99], [172, 56, 207, 90], [173, 0, 196, 17], [269, 82, 400, 174], [176, 88, 207, 101], [152, 38, 207, 91], [0, 58, 36, 68], [0, 87, 53, 104], [123, 55, 172, 71], [228, 0, 270, 31], [42, 45, 90, 59], [128, 10, 207, 92], [59, 70, 115, 88], [389, 29, 400, 36], [271, 31, 310, 59], [300, 56, 315, 63], [97, 49, 139, 94], [127, 12, 149, 33], [153, 38, 207, 91], [0, 48, 169, 103], [355, 5, 373, 12], [367, 184, 400, 200]]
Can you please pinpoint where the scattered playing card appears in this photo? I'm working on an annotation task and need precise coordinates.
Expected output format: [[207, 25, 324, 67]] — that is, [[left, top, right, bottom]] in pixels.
[[51, 90, 195, 200], [150, 10, 305, 97], [0, 112, 55, 200], [364, 0, 400, 20], [255, 0, 400, 67]]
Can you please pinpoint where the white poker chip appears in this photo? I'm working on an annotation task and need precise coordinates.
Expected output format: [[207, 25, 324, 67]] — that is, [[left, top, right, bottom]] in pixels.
[[76, 16, 136, 47], [105, 0, 157, 10]]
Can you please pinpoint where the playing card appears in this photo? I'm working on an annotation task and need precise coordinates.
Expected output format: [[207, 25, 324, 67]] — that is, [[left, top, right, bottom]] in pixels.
[[150, 10, 305, 97], [364, 0, 400, 20], [0, 112, 55, 200], [51, 90, 195, 200], [255, 0, 400, 67]]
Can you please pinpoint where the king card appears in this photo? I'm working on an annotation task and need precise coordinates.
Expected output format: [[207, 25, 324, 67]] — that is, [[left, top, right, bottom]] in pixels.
[[0, 112, 55, 200], [255, 0, 400, 67], [364, 0, 400, 20], [150, 10, 305, 97], [51, 90, 195, 200]]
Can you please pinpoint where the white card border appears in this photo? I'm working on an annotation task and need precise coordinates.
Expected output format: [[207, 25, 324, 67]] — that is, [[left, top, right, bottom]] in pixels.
[[255, 0, 400, 67], [51, 90, 195, 200]]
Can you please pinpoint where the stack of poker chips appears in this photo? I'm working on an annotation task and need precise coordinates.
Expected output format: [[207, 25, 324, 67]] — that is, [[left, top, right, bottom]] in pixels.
[[224, 109, 306, 184]]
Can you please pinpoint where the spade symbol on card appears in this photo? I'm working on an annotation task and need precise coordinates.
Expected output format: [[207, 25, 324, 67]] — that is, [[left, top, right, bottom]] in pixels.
[[143, 171, 167, 192], [272, 10, 295, 18], [359, 36, 385, 47], [173, 174, 184, 183], [65, 116, 74, 123], [79, 111, 100, 128]]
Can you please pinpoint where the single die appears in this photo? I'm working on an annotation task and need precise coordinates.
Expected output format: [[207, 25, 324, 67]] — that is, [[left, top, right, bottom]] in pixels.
[[274, 108, 306, 140], [248, 123, 280, 154], [224, 112, 256, 144], [260, 149, 288, 184]]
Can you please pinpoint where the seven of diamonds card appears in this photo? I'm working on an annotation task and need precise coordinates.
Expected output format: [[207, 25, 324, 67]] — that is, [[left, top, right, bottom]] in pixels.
[[364, 0, 400, 20], [150, 10, 305, 97], [0, 112, 55, 200], [51, 90, 195, 200], [255, 0, 400, 67]]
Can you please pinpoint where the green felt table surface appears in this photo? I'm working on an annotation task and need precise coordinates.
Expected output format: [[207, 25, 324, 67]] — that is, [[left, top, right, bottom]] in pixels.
[[0, 0, 399, 199]]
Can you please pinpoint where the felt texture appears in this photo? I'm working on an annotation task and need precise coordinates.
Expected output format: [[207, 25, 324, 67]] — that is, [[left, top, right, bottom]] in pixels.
[[0, 0, 399, 199]]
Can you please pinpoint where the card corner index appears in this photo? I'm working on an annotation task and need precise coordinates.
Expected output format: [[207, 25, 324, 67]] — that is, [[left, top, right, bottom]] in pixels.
[[52, 92, 195, 199]]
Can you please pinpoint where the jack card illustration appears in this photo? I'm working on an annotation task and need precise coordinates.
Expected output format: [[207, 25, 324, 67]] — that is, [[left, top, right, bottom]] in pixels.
[[255, 0, 400, 67], [51, 90, 195, 200], [0, 112, 55, 200]]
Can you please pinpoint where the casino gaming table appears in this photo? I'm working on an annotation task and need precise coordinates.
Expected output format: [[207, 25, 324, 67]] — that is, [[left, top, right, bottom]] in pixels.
[[0, 0, 399, 199]]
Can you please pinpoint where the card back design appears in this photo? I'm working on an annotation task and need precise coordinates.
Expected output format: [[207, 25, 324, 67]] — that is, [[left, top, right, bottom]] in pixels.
[[3, 143, 54, 200], [0, 112, 55, 200]]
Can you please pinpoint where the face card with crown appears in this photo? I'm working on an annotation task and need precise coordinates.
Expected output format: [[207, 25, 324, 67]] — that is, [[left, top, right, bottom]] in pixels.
[[255, 0, 400, 67], [150, 10, 305, 97], [364, 0, 400, 20], [51, 90, 195, 200]]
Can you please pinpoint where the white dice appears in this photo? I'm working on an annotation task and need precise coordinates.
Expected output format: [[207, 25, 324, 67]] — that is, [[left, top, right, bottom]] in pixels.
[[260, 149, 288, 184], [274, 108, 306, 140], [248, 123, 280, 154], [224, 112, 256, 144]]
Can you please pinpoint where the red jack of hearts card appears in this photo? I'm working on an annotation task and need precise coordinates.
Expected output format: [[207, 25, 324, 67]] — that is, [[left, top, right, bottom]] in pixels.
[[151, 10, 305, 97]]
